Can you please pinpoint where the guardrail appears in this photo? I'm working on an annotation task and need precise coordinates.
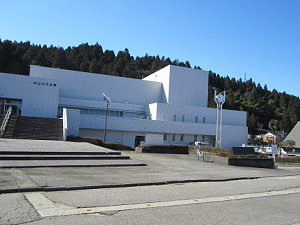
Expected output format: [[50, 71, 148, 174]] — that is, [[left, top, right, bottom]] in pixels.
[[0, 106, 12, 138]]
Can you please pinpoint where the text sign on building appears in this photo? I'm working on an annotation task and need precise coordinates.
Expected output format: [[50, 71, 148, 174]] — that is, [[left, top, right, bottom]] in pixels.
[[33, 81, 56, 87]]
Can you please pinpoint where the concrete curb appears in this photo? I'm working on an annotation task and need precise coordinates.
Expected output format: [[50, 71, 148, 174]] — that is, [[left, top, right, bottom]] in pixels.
[[0, 176, 260, 194]]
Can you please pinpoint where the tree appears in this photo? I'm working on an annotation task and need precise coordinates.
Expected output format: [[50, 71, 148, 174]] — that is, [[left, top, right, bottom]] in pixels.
[[280, 140, 296, 153], [52, 48, 67, 69], [89, 58, 99, 73], [269, 119, 279, 132]]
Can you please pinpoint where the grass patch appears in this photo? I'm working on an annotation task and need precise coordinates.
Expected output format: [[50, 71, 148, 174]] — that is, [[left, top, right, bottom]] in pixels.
[[67, 136, 134, 151]]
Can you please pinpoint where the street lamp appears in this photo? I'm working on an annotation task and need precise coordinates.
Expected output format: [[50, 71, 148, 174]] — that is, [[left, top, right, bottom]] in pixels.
[[103, 93, 111, 142], [214, 90, 226, 148]]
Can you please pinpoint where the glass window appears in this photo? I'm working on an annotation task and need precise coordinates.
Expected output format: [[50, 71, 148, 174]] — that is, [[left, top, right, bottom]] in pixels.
[[195, 116, 198, 123], [182, 116, 185, 122], [81, 109, 89, 115], [203, 117, 206, 123], [180, 134, 184, 142], [172, 134, 176, 141], [163, 134, 167, 141], [194, 135, 197, 142], [173, 115, 176, 121]]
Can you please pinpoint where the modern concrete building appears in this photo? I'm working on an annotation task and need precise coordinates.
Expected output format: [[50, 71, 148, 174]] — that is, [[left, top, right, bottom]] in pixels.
[[0, 65, 248, 148]]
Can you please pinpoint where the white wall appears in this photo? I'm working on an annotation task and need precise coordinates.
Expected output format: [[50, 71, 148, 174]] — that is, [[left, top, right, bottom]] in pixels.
[[169, 66, 208, 107], [145, 134, 163, 145], [63, 108, 80, 137], [30, 65, 162, 105], [149, 103, 247, 127], [59, 97, 147, 113], [144, 65, 208, 107], [143, 66, 169, 103], [0, 73, 59, 118], [78, 114, 247, 148]]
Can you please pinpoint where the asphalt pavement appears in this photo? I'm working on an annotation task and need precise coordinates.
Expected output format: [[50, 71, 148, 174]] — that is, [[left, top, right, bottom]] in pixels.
[[1, 139, 300, 193]]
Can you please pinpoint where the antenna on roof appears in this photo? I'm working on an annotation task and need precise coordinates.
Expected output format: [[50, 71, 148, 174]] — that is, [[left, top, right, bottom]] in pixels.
[[244, 72, 247, 82]]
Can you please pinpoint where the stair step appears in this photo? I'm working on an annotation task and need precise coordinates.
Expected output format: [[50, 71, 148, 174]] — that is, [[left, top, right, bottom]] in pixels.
[[0, 159, 147, 168], [0, 151, 121, 155], [3, 116, 63, 141], [0, 155, 130, 160]]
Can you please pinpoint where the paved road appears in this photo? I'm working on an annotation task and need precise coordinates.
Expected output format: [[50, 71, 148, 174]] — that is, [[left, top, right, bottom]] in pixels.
[[1, 139, 300, 224], [1, 175, 300, 224]]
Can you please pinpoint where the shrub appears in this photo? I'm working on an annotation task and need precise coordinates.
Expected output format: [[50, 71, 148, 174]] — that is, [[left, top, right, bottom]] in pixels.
[[276, 157, 300, 163], [230, 153, 270, 159], [139, 144, 189, 150], [138, 144, 189, 154], [200, 146, 232, 157], [67, 136, 134, 150]]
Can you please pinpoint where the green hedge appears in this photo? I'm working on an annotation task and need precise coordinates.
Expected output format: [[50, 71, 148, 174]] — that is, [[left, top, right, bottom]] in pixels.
[[67, 136, 134, 151], [201, 146, 233, 157], [200, 146, 269, 159], [139, 144, 189, 150], [138, 144, 189, 154], [276, 157, 300, 163]]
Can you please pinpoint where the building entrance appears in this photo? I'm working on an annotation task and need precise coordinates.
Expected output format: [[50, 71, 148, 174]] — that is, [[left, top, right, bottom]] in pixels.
[[135, 136, 145, 147], [0, 98, 22, 116]]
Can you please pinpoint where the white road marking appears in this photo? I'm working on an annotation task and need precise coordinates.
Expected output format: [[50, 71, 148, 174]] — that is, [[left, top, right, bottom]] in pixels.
[[275, 176, 299, 180], [25, 187, 300, 218]]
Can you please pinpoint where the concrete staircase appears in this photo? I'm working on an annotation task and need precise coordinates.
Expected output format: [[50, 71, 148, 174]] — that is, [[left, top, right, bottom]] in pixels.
[[0, 139, 146, 168], [3, 116, 63, 141]]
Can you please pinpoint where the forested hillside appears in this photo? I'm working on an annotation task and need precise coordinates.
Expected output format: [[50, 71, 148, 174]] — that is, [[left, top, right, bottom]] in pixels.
[[1, 39, 299, 134]]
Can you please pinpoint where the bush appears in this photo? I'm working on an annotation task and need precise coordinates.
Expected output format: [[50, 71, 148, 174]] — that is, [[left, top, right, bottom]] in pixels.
[[200, 146, 270, 159], [276, 157, 300, 163], [67, 136, 134, 150], [230, 153, 270, 159], [138, 144, 189, 154], [201, 146, 232, 157], [139, 144, 189, 150]]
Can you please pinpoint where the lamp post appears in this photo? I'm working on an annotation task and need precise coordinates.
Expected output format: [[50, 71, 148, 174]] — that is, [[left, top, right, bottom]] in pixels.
[[214, 90, 226, 148], [103, 93, 111, 142]]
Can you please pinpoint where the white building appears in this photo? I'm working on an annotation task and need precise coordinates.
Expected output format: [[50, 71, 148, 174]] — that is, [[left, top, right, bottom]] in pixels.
[[0, 65, 248, 148]]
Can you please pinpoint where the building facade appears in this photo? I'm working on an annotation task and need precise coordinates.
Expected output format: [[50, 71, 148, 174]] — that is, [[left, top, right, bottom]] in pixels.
[[0, 65, 248, 148]]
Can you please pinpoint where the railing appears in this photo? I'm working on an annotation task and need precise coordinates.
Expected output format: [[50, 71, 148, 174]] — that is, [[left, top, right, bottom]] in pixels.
[[0, 106, 12, 138]]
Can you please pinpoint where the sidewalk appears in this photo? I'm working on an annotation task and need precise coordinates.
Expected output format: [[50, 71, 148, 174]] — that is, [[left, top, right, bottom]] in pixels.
[[1, 139, 300, 193]]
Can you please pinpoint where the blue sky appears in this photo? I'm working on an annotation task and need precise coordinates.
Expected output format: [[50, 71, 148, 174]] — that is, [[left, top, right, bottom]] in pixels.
[[1, 0, 299, 97]]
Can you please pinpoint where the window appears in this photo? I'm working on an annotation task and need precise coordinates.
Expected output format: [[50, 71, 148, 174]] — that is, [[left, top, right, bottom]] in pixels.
[[172, 134, 176, 141], [203, 117, 206, 123], [180, 134, 184, 142], [194, 135, 197, 142], [173, 115, 176, 121], [195, 116, 198, 123], [163, 134, 167, 141], [182, 115, 185, 122]]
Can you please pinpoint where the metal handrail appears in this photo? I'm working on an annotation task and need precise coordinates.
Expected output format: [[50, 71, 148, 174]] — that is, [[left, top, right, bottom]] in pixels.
[[0, 106, 12, 138]]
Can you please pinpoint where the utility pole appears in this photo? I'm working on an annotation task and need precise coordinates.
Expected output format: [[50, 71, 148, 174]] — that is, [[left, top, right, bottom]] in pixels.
[[103, 93, 111, 142]]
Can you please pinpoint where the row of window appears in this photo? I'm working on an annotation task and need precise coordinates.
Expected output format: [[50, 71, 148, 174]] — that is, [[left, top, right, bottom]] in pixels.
[[57, 106, 147, 119], [173, 115, 206, 123], [164, 134, 204, 142]]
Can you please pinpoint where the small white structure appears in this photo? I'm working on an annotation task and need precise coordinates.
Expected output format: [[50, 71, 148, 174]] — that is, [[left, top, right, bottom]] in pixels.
[[0, 65, 248, 148], [145, 134, 164, 145]]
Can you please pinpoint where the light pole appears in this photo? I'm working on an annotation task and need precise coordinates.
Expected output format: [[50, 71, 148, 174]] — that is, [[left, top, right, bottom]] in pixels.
[[214, 90, 226, 148], [103, 93, 111, 142]]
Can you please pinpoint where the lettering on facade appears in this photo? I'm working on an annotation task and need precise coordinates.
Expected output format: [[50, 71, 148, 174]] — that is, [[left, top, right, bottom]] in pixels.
[[33, 82, 56, 87]]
